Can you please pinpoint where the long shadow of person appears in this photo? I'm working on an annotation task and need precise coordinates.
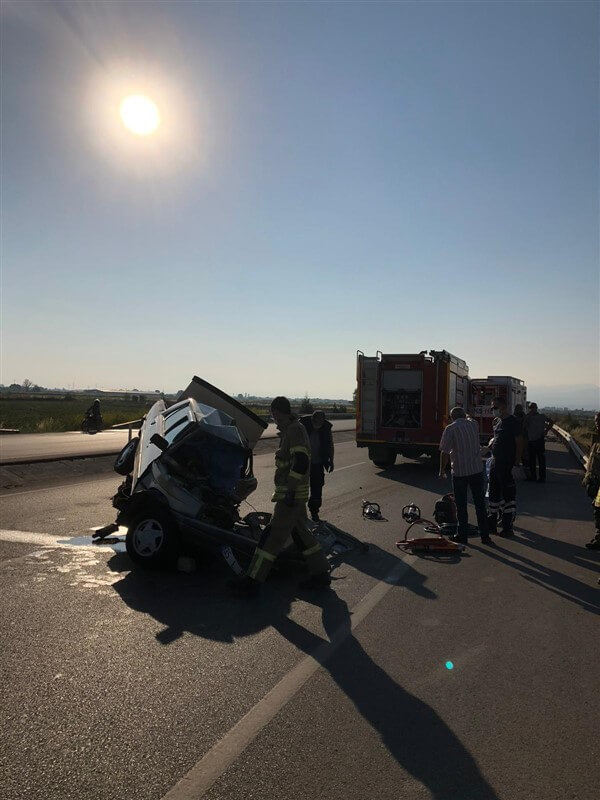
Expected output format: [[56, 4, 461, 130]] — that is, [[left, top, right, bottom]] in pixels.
[[106, 541, 497, 797], [512, 525, 600, 574], [273, 591, 500, 800], [469, 540, 600, 615]]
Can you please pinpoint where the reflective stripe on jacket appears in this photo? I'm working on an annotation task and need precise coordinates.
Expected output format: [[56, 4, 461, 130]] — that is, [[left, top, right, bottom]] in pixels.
[[272, 418, 311, 501]]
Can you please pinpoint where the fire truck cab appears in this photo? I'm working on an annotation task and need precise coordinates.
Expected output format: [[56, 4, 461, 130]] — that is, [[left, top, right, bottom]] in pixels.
[[356, 350, 469, 468], [469, 376, 527, 440]]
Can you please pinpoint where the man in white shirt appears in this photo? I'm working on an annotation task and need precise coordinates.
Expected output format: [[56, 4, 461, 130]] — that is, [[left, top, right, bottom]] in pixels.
[[439, 407, 493, 545]]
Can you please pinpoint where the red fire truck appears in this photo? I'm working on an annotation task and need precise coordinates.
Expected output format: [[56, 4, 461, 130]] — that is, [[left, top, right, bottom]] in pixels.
[[356, 350, 469, 467], [469, 376, 527, 439]]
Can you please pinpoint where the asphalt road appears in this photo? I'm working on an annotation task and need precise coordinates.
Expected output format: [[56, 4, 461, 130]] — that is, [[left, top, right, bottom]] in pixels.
[[0, 419, 356, 465], [1, 435, 598, 800]]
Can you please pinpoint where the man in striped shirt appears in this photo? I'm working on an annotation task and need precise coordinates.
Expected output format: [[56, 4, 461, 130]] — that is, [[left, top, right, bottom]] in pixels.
[[439, 407, 492, 544]]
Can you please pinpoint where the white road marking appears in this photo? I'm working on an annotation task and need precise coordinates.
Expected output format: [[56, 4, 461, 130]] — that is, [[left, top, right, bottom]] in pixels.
[[0, 476, 117, 498], [333, 461, 366, 472], [160, 554, 416, 800], [0, 528, 125, 549]]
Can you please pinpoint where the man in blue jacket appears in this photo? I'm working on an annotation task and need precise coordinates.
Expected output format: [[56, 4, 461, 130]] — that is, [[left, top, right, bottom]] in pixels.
[[300, 410, 334, 522]]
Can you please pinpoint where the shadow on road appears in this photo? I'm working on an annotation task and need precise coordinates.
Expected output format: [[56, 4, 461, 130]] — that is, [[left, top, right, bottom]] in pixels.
[[106, 539, 437, 645], [274, 592, 500, 800], [106, 543, 499, 799], [470, 537, 600, 615], [515, 526, 600, 575]]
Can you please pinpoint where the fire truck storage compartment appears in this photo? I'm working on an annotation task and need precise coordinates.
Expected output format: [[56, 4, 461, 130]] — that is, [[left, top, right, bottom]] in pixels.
[[381, 369, 422, 429], [356, 350, 471, 467]]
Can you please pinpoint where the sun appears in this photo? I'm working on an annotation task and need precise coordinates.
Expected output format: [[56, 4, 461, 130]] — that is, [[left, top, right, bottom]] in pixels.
[[119, 94, 160, 136]]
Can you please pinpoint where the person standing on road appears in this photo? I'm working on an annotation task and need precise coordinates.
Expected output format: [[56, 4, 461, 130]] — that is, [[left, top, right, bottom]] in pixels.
[[523, 403, 554, 483], [582, 411, 600, 551], [487, 397, 523, 537], [439, 407, 493, 545], [229, 396, 331, 596], [300, 410, 334, 522], [514, 404, 529, 476]]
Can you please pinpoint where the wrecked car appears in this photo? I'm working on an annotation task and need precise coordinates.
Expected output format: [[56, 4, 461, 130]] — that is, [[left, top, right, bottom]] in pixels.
[[100, 377, 366, 573]]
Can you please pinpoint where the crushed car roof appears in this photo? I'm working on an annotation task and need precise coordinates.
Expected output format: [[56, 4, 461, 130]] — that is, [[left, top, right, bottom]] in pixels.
[[175, 398, 249, 449], [179, 376, 268, 448]]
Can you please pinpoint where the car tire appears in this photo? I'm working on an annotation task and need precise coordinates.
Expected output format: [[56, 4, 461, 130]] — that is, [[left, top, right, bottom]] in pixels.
[[114, 436, 139, 475], [125, 508, 180, 568]]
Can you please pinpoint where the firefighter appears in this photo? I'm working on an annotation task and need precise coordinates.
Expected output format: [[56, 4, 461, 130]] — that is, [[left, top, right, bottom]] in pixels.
[[229, 396, 331, 597]]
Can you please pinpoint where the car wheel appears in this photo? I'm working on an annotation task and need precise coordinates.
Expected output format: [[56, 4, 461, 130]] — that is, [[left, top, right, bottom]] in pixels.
[[114, 437, 139, 475], [125, 509, 179, 568]]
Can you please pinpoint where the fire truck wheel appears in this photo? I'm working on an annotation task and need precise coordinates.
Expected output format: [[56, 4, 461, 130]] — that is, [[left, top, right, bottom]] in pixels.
[[371, 453, 396, 468]]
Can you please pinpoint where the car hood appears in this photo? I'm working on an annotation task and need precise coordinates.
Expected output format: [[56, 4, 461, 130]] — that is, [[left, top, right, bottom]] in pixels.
[[178, 376, 268, 449]]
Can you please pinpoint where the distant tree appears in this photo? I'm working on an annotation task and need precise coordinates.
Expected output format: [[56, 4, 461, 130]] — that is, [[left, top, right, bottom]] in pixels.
[[155, 389, 161, 394], [300, 394, 313, 413], [22, 378, 33, 391], [32, 385, 42, 392], [9, 383, 22, 391]]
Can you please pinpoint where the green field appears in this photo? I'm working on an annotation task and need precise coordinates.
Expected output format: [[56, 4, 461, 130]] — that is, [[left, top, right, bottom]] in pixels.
[[554, 415, 595, 454], [0, 397, 156, 433], [0, 395, 353, 433]]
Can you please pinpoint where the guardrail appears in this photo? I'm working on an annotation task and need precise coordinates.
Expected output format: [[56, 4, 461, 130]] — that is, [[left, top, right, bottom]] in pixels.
[[110, 412, 355, 440], [553, 425, 589, 469], [110, 418, 143, 441]]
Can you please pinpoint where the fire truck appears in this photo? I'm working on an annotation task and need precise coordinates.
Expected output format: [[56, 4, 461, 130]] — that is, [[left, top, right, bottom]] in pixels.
[[469, 376, 527, 439], [356, 350, 469, 467]]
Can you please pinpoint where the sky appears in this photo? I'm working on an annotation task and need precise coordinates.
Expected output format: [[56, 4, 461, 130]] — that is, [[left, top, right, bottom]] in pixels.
[[1, 0, 598, 405]]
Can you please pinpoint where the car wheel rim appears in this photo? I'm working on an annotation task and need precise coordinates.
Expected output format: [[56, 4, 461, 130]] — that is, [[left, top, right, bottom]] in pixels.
[[132, 519, 164, 556]]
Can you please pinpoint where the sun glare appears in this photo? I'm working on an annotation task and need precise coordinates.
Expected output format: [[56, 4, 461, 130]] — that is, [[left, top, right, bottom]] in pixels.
[[88, 64, 202, 174], [119, 94, 160, 136]]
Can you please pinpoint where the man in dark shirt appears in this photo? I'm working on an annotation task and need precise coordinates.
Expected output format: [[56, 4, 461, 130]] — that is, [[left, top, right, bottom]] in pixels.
[[523, 402, 554, 482], [300, 410, 334, 522], [487, 397, 523, 537]]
